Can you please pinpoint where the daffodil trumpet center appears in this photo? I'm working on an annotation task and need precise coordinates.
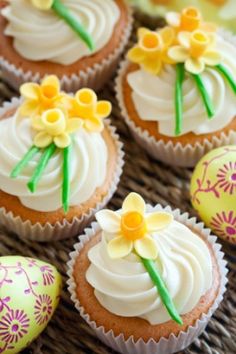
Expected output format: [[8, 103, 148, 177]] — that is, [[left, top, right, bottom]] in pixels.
[[139, 32, 163, 56], [121, 211, 147, 240], [41, 85, 58, 100], [180, 7, 201, 31], [42, 109, 66, 136], [190, 31, 210, 58], [75, 89, 97, 118]]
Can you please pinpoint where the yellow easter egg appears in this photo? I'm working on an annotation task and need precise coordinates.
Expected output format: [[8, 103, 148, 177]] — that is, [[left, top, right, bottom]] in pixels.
[[0, 256, 61, 353], [190, 145, 236, 244]]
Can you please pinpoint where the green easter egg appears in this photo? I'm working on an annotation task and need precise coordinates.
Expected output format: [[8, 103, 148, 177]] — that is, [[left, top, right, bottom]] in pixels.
[[0, 256, 61, 353], [190, 145, 236, 244]]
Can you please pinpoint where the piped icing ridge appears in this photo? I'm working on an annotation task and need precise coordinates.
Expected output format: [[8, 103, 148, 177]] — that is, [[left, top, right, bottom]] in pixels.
[[2, 0, 120, 65], [86, 193, 213, 325], [126, 6, 236, 137], [0, 76, 111, 212]]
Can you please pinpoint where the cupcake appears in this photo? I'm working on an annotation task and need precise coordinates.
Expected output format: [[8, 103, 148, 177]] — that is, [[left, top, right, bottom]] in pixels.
[[68, 192, 227, 354], [116, 6, 236, 167], [0, 0, 132, 92], [0, 75, 124, 241]]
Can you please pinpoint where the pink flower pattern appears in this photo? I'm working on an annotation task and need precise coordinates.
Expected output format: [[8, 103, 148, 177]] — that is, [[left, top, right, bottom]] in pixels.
[[217, 161, 236, 195], [0, 258, 57, 352], [34, 294, 53, 325], [191, 147, 236, 204], [210, 211, 236, 243], [0, 309, 29, 344]]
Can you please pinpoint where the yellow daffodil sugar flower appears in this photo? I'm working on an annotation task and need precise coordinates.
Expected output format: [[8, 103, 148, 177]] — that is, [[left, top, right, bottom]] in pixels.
[[33, 108, 82, 148], [168, 30, 222, 74], [166, 6, 216, 33], [127, 27, 176, 75], [96, 192, 173, 260], [20, 76, 65, 118], [68, 88, 111, 132], [31, 0, 53, 10]]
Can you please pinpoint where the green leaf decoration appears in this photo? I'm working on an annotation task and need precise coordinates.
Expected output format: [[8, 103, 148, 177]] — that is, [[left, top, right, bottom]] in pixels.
[[141, 257, 183, 325], [216, 64, 236, 94], [10, 145, 40, 178], [175, 63, 185, 136], [28, 143, 57, 193], [62, 145, 71, 213], [192, 73, 214, 119], [52, 0, 94, 51]]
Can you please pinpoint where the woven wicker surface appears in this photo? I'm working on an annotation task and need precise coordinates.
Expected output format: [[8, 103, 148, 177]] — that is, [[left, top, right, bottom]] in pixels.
[[0, 13, 236, 354]]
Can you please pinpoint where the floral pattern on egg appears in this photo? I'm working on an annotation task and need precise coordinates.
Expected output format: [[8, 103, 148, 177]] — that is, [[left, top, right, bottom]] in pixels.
[[0, 256, 61, 354], [190, 145, 236, 244]]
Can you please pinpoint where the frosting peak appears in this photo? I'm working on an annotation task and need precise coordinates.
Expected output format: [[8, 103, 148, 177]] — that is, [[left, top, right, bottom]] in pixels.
[[2, 0, 120, 65]]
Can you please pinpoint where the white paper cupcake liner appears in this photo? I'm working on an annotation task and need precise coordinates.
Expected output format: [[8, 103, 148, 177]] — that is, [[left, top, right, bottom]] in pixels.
[[67, 205, 228, 354], [0, 7, 133, 92], [115, 60, 236, 168], [0, 98, 125, 242]]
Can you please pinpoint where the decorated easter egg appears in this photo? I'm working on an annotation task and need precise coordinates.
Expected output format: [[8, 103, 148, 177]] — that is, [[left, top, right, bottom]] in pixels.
[[0, 256, 61, 353], [190, 145, 236, 244]]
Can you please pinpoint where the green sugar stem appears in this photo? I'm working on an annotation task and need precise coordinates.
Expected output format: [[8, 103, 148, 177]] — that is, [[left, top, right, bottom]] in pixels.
[[10, 145, 40, 178], [52, 0, 94, 51], [216, 64, 236, 94], [175, 63, 185, 136], [141, 258, 183, 325], [62, 145, 71, 213], [192, 73, 215, 119], [27, 143, 57, 193]]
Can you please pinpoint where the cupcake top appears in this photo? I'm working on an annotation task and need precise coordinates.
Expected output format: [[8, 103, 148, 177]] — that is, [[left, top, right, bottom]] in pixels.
[[86, 192, 213, 325], [126, 6, 236, 137], [0, 75, 112, 212], [2, 0, 120, 65]]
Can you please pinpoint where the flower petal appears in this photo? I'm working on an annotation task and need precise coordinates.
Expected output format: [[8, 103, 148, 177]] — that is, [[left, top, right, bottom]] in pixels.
[[146, 212, 173, 231], [203, 51, 222, 66], [185, 57, 205, 74], [178, 31, 191, 48], [168, 46, 189, 62], [84, 116, 103, 132], [166, 12, 180, 27], [95, 101, 112, 118], [96, 210, 121, 233], [34, 131, 52, 148], [19, 100, 39, 117], [31, 0, 54, 10], [142, 58, 162, 75], [134, 235, 158, 260], [54, 133, 71, 148], [31, 115, 44, 131], [20, 83, 39, 100], [122, 192, 146, 214], [137, 27, 150, 39], [107, 236, 133, 259], [159, 26, 175, 47], [66, 118, 83, 133], [127, 46, 146, 63]]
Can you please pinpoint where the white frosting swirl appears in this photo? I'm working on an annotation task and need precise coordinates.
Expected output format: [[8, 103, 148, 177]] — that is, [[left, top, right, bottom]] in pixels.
[[0, 111, 108, 212], [127, 36, 236, 136], [86, 220, 212, 324], [2, 0, 120, 65]]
